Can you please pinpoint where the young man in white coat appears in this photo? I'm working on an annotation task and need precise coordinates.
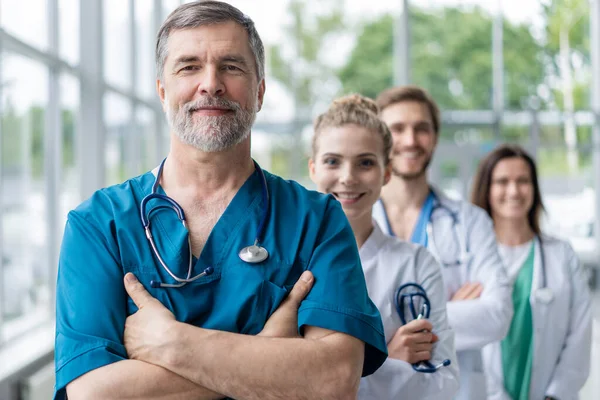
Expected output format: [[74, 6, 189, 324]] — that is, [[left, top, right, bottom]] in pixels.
[[372, 85, 513, 400]]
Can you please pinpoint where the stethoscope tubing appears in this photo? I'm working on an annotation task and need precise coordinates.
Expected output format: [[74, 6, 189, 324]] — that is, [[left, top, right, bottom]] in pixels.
[[427, 202, 471, 267], [395, 282, 451, 373], [140, 158, 270, 288], [395, 282, 430, 325]]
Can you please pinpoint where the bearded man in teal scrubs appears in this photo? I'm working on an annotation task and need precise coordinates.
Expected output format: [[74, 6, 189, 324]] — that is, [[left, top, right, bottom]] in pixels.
[[53, 2, 387, 399]]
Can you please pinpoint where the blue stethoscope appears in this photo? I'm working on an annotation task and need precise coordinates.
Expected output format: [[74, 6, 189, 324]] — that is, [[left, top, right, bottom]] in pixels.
[[395, 283, 451, 373], [140, 158, 270, 288]]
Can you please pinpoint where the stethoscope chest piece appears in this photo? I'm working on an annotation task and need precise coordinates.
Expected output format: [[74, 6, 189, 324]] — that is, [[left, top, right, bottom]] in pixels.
[[535, 287, 554, 304], [238, 244, 269, 263]]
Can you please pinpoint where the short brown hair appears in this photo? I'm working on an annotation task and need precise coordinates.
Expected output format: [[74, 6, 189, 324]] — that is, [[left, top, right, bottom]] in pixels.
[[471, 144, 545, 235], [312, 94, 393, 165], [375, 85, 441, 135]]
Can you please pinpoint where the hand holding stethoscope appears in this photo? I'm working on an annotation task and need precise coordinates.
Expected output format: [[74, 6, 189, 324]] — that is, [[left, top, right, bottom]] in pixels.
[[392, 283, 451, 373]]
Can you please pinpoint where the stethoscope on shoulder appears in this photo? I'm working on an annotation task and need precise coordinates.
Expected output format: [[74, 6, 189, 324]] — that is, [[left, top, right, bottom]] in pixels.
[[395, 283, 452, 373], [139, 158, 270, 288]]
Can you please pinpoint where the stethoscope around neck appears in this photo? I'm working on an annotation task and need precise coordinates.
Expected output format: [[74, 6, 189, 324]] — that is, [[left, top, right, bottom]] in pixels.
[[380, 195, 473, 268], [426, 204, 473, 268], [139, 158, 270, 288], [533, 236, 554, 303]]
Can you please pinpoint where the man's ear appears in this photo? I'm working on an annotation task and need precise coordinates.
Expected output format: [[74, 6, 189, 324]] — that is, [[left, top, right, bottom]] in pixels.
[[256, 79, 266, 112], [157, 79, 166, 110]]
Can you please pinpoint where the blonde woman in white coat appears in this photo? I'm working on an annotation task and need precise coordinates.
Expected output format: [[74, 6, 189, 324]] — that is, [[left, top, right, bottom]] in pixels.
[[309, 94, 459, 399], [471, 144, 592, 400]]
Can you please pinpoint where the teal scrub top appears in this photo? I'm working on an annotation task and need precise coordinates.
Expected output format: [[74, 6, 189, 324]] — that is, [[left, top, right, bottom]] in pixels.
[[54, 167, 387, 399]]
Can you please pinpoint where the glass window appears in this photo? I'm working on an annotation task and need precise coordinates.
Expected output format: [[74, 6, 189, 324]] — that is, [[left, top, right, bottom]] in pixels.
[[0, 0, 48, 51], [163, 0, 181, 19], [501, 124, 530, 143], [439, 124, 495, 145], [104, 0, 132, 90], [137, 106, 159, 171], [502, 13, 544, 110], [411, 2, 493, 110], [501, 1, 591, 111], [537, 123, 593, 177], [538, 1, 591, 111], [136, 0, 156, 99], [59, 0, 80, 65], [60, 73, 80, 225], [104, 92, 132, 186], [0, 53, 51, 342]]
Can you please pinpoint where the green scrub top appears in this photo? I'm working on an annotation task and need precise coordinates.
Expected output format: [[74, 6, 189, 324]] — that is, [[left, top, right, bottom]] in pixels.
[[501, 242, 535, 400]]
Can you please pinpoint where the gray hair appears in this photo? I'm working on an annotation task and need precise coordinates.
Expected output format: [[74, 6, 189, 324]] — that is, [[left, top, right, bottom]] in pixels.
[[156, 1, 265, 81]]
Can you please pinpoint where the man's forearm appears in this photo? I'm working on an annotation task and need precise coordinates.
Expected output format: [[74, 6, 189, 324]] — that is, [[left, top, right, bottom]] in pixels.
[[66, 359, 223, 400], [155, 324, 364, 400]]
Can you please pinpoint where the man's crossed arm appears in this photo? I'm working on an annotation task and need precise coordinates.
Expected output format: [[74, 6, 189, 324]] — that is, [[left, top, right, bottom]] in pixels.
[[67, 271, 365, 400]]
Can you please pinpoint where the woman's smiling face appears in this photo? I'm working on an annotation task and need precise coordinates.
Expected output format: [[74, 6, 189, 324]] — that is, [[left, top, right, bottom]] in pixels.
[[309, 123, 391, 222]]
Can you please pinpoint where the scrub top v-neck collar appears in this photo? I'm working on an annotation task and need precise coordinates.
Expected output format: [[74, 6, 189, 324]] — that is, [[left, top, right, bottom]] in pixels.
[[139, 166, 264, 275], [376, 189, 436, 245]]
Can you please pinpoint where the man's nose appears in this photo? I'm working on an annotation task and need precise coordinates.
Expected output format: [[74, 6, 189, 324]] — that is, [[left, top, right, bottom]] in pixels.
[[196, 66, 225, 97]]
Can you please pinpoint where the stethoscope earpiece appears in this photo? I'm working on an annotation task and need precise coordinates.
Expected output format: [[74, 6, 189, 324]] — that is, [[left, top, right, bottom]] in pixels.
[[149, 266, 214, 289]]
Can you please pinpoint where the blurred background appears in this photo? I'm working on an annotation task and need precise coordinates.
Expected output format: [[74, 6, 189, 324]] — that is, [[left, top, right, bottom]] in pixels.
[[0, 0, 598, 398]]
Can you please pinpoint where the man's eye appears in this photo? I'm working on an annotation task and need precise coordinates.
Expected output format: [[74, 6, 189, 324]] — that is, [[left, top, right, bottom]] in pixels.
[[224, 65, 240, 71], [180, 65, 198, 72]]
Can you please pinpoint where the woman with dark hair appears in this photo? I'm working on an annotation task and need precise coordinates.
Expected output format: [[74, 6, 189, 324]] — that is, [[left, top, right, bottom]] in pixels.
[[471, 144, 592, 400]]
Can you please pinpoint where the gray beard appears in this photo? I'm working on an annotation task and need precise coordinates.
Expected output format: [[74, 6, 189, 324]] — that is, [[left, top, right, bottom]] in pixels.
[[166, 96, 256, 152]]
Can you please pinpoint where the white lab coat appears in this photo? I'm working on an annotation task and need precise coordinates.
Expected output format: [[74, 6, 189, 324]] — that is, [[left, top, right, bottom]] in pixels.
[[482, 236, 592, 400], [358, 222, 460, 400], [373, 188, 513, 400]]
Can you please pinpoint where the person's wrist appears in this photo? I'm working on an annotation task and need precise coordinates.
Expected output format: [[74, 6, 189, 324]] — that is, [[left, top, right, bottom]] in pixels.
[[158, 320, 189, 369]]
